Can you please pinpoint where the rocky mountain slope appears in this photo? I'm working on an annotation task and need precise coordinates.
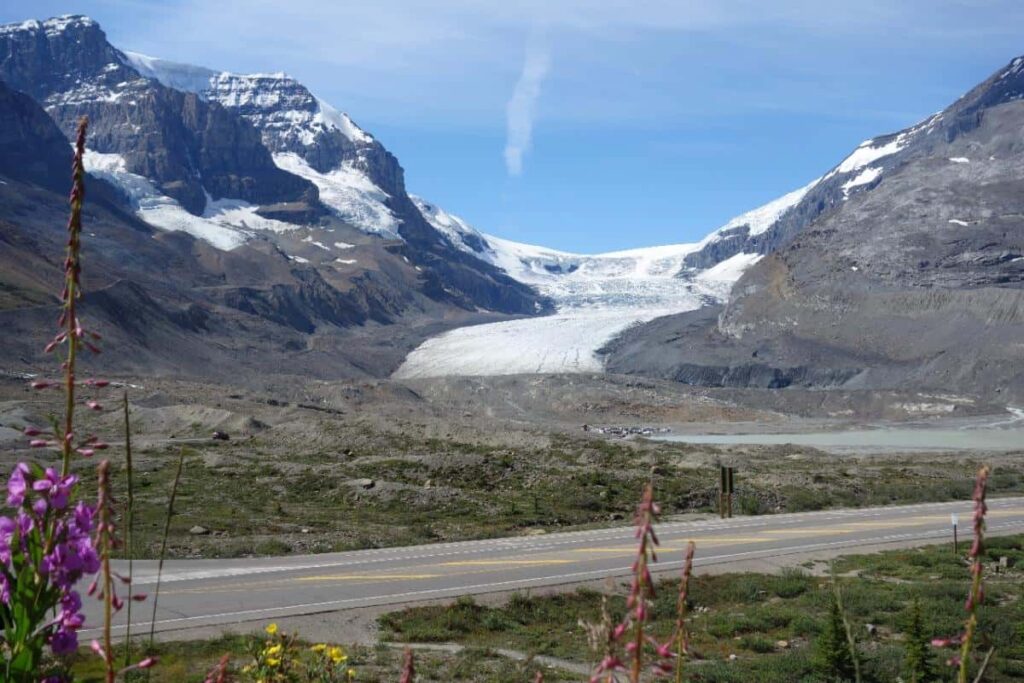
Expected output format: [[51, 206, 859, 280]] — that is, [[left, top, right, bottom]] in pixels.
[[0, 20, 555, 382], [116, 46, 545, 315], [0, 75, 498, 380], [604, 56, 1024, 400], [0, 15, 546, 319]]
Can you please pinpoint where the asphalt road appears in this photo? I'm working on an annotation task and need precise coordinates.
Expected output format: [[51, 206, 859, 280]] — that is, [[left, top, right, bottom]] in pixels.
[[81, 497, 1024, 639]]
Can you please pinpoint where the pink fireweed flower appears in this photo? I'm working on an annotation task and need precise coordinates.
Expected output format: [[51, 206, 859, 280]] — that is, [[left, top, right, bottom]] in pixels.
[[590, 483, 678, 683], [399, 647, 415, 683], [932, 465, 991, 683]]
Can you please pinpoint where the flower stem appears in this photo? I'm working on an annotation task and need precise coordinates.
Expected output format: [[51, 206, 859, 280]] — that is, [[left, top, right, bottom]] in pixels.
[[123, 390, 135, 669], [98, 459, 115, 683], [148, 450, 185, 658], [958, 465, 991, 683], [62, 117, 88, 478]]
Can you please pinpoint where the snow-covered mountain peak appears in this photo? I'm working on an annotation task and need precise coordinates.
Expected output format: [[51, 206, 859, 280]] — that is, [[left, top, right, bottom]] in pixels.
[[121, 50, 397, 236], [123, 51, 373, 146], [0, 15, 97, 37]]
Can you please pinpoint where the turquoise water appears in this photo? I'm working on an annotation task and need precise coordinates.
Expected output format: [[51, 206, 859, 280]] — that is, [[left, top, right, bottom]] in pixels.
[[654, 427, 1024, 451]]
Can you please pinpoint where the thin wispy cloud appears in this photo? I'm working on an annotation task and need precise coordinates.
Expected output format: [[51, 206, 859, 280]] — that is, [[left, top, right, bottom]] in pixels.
[[504, 33, 549, 176]]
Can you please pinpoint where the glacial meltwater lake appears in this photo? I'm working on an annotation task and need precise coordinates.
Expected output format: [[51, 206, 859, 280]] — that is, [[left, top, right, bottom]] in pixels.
[[653, 425, 1024, 452]]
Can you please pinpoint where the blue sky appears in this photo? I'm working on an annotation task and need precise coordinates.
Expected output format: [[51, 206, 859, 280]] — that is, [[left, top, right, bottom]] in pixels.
[[4, 1, 1024, 252]]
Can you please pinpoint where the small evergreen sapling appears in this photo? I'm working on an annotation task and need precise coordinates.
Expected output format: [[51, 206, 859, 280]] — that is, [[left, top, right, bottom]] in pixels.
[[903, 597, 937, 683]]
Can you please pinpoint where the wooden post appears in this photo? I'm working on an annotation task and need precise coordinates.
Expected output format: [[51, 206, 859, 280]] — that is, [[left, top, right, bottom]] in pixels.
[[719, 466, 726, 519], [726, 467, 734, 518]]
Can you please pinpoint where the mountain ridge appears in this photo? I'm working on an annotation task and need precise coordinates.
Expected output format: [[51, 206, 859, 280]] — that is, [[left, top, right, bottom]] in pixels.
[[0, 14, 548, 319], [3, 13, 1022, 393], [603, 53, 1024, 399]]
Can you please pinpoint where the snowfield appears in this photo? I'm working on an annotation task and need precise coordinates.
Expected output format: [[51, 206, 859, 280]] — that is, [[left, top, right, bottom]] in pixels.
[[82, 150, 297, 250]]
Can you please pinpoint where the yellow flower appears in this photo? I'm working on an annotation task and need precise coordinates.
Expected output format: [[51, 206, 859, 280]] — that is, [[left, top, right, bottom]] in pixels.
[[266, 657, 281, 667], [311, 643, 328, 653], [265, 644, 283, 657], [265, 623, 279, 635], [328, 645, 348, 664]]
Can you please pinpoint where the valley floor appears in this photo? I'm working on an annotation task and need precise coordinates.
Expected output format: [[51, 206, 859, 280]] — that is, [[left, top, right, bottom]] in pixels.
[[4, 370, 1020, 681], [1, 372, 1020, 560]]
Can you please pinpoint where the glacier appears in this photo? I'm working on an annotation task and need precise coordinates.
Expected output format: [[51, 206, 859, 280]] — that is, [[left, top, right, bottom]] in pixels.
[[393, 203, 766, 378]]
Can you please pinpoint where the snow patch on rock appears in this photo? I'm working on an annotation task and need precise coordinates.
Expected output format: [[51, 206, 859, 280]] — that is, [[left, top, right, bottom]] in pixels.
[[828, 136, 906, 178], [713, 179, 819, 237], [273, 153, 400, 238], [83, 149, 296, 250], [842, 166, 883, 197], [411, 196, 483, 253]]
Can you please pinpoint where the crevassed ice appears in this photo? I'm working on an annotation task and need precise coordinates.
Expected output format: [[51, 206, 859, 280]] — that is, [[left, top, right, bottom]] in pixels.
[[393, 252, 762, 379], [399, 195, 774, 378], [396, 199, 765, 378]]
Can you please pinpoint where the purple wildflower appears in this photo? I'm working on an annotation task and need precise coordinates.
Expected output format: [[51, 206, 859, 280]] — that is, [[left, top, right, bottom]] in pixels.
[[32, 468, 78, 510], [7, 463, 31, 507], [49, 628, 78, 655]]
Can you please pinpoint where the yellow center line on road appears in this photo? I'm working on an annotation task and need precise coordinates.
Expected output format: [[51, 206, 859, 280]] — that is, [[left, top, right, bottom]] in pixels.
[[296, 573, 439, 582], [765, 528, 844, 536], [573, 537, 770, 553], [151, 510, 1024, 597], [770, 518, 950, 532], [161, 559, 592, 596], [442, 560, 574, 567], [162, 573, 442, 595]]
